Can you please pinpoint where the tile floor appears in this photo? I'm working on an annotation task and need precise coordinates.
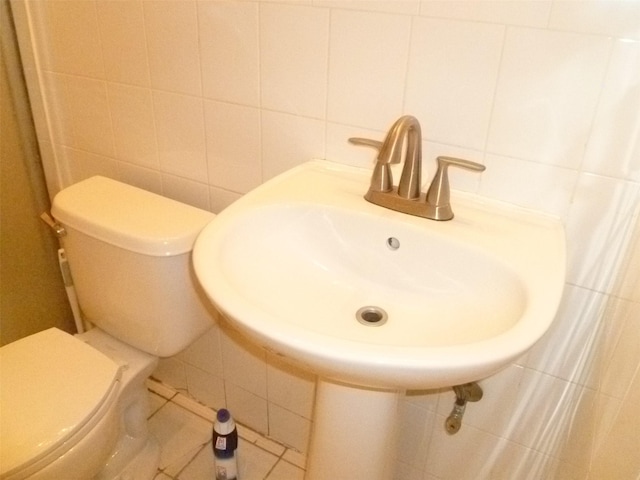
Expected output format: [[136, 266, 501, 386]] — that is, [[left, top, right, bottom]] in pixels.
[[147, 380, 306, 480]]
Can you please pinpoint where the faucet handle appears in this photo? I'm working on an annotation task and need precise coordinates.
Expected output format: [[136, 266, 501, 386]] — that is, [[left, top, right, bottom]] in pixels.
[[348, 137, 383, 151], [349, 137, 397, 192], [436, 156, 485, 173], [426, 156, 486, 220]]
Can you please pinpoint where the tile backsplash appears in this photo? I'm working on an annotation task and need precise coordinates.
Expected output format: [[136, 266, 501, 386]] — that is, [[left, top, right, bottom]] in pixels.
[[13, 1, 640, 478]]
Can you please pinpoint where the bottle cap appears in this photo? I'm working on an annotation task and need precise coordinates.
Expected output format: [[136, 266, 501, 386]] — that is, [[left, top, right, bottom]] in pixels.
[[217, 409, 231, 423]]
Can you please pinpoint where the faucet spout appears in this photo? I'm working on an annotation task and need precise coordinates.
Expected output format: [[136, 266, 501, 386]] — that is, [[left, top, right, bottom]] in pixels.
[[396, 117, 422, 200], [377, 116, 422, 200], [362, 115, 421, 195], [348, 115, 485, 221]]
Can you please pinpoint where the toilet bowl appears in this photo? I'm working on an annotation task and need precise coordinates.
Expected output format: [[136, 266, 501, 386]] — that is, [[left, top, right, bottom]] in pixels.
[[0, 176, 216, 479], [0, 328, 158, 480]]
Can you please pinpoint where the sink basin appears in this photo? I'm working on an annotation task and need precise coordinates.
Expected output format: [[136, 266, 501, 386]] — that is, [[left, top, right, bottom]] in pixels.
[[193, 160, 565, 389]]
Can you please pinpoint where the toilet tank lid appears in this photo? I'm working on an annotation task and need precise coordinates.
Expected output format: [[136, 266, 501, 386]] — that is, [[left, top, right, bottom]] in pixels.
[[51, 176, 215, 256], [0, 328, 121, 477]]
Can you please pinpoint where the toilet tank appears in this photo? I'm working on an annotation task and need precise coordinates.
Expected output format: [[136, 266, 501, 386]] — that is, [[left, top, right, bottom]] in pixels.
[[51, 176, 216, 357]]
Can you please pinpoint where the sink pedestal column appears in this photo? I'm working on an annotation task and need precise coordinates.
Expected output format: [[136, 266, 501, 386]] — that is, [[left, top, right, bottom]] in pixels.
[[307, 379, 402, 480]]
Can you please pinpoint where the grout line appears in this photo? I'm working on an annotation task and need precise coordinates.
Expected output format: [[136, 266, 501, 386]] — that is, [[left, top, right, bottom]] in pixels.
[[146, 378, 307, 474]]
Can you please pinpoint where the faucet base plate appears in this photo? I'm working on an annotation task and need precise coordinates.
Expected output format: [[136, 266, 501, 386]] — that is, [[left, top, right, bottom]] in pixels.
[[364, 188, 453, 221]]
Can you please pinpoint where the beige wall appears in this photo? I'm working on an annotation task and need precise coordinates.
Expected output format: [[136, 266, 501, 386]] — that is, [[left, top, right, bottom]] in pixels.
[[11, 1, 640, 478], [0, 0, 74, 345]]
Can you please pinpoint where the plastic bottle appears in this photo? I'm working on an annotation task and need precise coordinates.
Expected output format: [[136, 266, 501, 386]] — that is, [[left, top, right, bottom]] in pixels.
[[212, 409, 238, 480]]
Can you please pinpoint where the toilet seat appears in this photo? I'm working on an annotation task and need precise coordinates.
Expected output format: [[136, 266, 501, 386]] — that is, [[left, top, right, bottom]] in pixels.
[[0, 328, 122, 479]]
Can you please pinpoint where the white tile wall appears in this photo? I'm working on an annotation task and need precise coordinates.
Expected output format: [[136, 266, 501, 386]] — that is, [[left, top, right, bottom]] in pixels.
[[14, 0, 640, 478], [487, 28, 611, 168], [198, 1, 261, 106], [204, 101, 262, 193], [406, 18, 504, 150], [96, 0, 150, 86], [144, 1, 202, 95], [260, 4, 329, 118], [327, 9, 411, 130]]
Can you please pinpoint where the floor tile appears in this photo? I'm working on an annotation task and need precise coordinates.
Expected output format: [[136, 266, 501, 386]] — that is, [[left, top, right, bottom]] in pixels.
[[178, 439, 279, 480], [267, 460, 305, 480], [146, 383, 307, 480], [149, 402, 213, 477]]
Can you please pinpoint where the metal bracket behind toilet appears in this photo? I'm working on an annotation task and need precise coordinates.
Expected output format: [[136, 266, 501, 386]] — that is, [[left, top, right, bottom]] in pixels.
[[445, 382, 483, 434]]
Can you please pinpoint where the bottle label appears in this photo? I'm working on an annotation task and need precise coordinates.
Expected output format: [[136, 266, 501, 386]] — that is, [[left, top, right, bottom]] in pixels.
[[215, 437, 227, 450]]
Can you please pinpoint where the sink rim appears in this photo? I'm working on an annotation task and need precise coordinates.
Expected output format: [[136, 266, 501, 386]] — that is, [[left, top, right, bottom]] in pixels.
[[193, 160, 566, 389]]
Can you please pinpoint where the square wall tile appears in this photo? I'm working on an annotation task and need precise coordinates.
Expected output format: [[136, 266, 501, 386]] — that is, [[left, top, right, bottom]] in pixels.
[[154, 357, 188, 392], [225, 382, 269, 435], [63, 76, 115, 157], [616, 218, 640, 303], [161, 174, 211, 211], [39, 0, 104, 77], [107, 83, 157, 168], [153, 91, 207, 181], [549, 0, 640, 39], [261, 111, 325, 180], [62, 147, 118, 184], [565, 174, 640, 293], [419, 0, 553, 28], [185, 365, 226, 410], [507, 370, 586, 455], [327, 9, 411, 130], [487, 28, 611, 168], [583, 39, 640, 182], [144, 0, 201, 95], [220, 327, 267, 397], [523, 285, 607, 388], [316, 0, 419, 15], [397, 399, 436, 471], [204, 101, 262, 193], [267, 354, 315, 419], [42, 73, 75, 147], [96, 0, 150, 86], [177, 326, 224, 377], [479, 154, 576, 217], [268, 403, 311, 452], [406, 18, 503, 150], [424, 422, 497, 479], [488, 439, 558, 480], [599, 298, 640, 400], [590, 366, 640, 479], [208, 186, 242, 215], [260, 3, 329, 118], [115, 162, 163, 194], [198, 1, 260, 106]]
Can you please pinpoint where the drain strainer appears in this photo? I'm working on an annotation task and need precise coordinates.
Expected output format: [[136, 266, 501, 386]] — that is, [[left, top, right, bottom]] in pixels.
[[356, 306, 388, 327]]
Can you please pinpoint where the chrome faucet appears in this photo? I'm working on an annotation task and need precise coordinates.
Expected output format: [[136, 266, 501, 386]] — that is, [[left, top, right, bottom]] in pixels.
[[349, 115, 486, 221]]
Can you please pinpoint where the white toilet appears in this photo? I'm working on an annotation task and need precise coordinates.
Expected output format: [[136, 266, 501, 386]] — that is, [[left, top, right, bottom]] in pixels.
[[0, 176, 216, 480]]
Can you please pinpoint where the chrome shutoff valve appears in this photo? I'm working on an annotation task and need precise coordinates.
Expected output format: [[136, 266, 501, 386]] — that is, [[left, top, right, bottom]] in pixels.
[[445, 382, 483, 435]]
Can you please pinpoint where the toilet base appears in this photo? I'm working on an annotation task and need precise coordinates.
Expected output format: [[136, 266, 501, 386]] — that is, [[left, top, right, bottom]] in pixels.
[[79, 328, 160, 480], [109, 436, 160, 480]]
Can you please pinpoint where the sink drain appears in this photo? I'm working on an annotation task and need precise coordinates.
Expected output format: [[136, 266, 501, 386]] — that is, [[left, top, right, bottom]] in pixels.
[[356, 306, 388, 327]]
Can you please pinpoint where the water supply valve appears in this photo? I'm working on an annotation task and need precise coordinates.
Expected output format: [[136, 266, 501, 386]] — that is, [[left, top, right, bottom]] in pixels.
[[445, 382, 483, 434]]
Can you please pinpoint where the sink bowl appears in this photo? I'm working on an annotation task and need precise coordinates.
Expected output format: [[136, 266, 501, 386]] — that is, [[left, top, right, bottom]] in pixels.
[[193, 160, 565, 389]]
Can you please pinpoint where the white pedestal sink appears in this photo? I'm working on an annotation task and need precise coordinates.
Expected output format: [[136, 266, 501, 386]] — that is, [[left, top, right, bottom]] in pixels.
[[193, 160, 565, 479]]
